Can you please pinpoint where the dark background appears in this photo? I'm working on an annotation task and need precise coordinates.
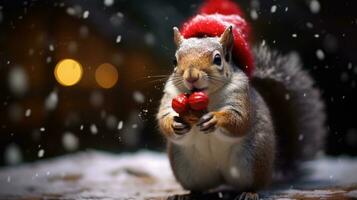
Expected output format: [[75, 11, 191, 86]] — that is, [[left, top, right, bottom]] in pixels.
[[0, 0, 356, 166]]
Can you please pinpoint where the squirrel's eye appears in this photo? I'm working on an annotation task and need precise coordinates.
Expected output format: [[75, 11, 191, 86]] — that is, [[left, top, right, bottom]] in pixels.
[[213, 53, 222, 69], [173, 58, 178, 66]]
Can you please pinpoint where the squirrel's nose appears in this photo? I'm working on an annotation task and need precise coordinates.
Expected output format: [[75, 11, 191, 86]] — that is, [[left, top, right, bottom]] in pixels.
[[185, 76, 199, 83]]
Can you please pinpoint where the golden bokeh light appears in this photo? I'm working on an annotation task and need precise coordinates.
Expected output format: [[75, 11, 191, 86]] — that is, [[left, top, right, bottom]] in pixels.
[[54, 59, 83, 86], [95, 63, 118, 89]]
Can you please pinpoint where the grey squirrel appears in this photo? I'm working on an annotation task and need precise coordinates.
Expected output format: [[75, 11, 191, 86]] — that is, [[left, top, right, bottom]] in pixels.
[[156, 0, 325, 194]]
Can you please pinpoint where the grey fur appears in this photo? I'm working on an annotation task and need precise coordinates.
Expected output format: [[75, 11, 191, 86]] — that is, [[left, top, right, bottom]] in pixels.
[[252, 44, 326, 176]]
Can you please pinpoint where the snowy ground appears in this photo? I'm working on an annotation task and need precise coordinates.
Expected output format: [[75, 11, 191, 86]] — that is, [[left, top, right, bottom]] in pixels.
[[0, 151, 357, 200]]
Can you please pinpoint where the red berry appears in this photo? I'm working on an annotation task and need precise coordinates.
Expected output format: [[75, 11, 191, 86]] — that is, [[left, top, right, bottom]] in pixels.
[[188, 92, 209, 111], [172, 94, 189, 114]]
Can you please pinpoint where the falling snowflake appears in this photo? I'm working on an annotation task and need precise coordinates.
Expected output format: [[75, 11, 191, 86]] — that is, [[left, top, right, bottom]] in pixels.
[[4, 143, 23, 165], [66, 7, 76, 16], [110, 12, 124, 26], [37, 149, 45, 158], [292, 33, 297, 38], [144, 33, 155, 46], [116, 35, 122, 43], [104, 0, 114, 7], [40, 127, 45, 132], [49, 44, 55, 51], [46, 56, 52, 63], [270, 5, 277, 13], [25, 109, 31, 117], [82, 10, 89, 19], [309, 0, 321, 14], [250, 9, 258, 20], [90, 124, 98, 134], [298, 134, 304, 141], [8, 66, 28, 96], [133, 91, 145, 104], [316, 49, 325, 60], [306, 22, 314, 29], [45, 90, 58, 111], [62, 132, 79, 151], [117, 120, 123, 130]]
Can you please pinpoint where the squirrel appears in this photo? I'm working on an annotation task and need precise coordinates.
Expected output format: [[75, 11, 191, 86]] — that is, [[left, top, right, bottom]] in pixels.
[[157, 0, 325, 195]]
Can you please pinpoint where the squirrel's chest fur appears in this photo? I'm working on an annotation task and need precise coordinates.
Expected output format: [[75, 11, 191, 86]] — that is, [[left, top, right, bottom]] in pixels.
[[168, 87, 255, 190], [169, 125, 254, 190]]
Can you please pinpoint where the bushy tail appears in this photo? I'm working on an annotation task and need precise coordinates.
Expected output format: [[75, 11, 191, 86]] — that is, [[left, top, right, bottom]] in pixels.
[[251, 44, 326, 179]]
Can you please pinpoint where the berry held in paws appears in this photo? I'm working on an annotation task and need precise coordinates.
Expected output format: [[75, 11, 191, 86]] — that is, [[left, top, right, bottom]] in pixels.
[[172, 92, 209, 114]]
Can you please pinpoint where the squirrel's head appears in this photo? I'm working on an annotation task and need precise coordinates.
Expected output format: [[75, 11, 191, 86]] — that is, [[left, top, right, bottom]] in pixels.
[[171, 26, 236, 94]]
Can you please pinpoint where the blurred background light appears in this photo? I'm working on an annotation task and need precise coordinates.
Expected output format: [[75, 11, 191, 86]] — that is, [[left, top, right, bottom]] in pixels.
[[54, 59, 83, 86], [95, 63, 118, 89]]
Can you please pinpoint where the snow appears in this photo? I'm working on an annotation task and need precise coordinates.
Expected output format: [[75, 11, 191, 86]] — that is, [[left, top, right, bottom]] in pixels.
[[37, 149, 45, 158], [66, 7, 77, 16], [49, 44, 55, 51], [298, 134, 304, 141], [309, 0, 321, 14], [117, 121, 123, 130], [1, 152, 357, 199], [250, 9, 258, 20], [25, 109, 31, 117], [133, 91, 145, 103], [284, 93, 290, 100], [45, 90, 58, 111], [46, 56, 52, 63], [4, 144, 22, 165], [144, 33, 155, 46], [82, 10, 89, 19], [316, 49, 325, 60], [270, 5, 277, 13], [90, 124, 98, 135], [306, 22, 314, 29], [104, 0, 114, 7], [8, 66, 28, 96], [62, 132, 79, 151], [110, 12, 124, 26], [40, 127, 45, 132], [291, 33, 297, 38], [115, 35, 122, 43], [0, 151, 181, 199]]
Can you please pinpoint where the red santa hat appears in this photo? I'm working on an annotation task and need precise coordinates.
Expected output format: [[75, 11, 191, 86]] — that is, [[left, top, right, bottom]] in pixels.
[[180, 0, 254, 77]]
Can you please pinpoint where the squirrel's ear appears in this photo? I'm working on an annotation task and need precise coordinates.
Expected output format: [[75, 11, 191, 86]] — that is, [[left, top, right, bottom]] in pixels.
[[220, 26, 233, 52], [173, 27, 184, 47]]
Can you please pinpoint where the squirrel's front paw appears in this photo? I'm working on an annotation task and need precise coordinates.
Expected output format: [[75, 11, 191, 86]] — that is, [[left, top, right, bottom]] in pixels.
[[197, 112, 217, 133], [172, 116, 191, 135]]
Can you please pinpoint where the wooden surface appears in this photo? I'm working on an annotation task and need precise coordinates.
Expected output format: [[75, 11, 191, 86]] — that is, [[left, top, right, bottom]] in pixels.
[[1, 151, 357, 200]]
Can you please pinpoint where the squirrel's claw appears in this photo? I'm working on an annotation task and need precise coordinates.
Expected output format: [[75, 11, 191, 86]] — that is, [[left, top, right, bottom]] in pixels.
[[172, 116, 191, 135], [197, 112, 217, 133]]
